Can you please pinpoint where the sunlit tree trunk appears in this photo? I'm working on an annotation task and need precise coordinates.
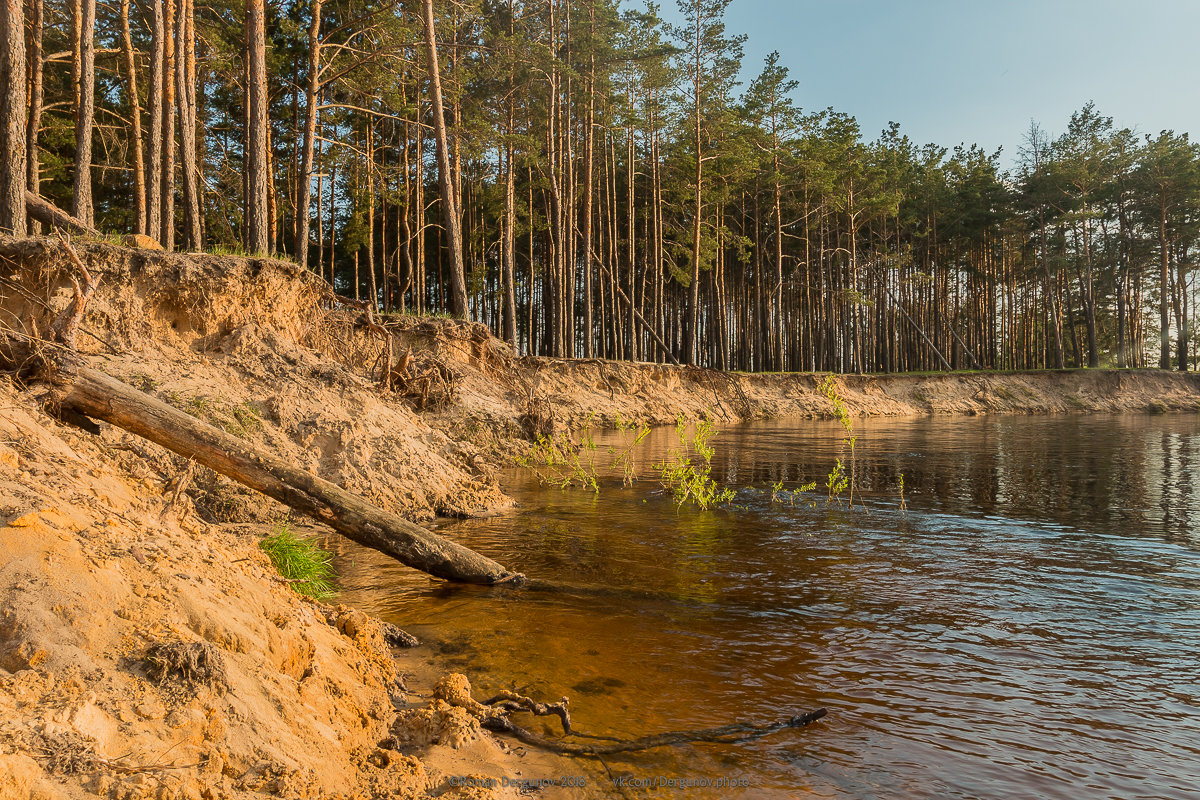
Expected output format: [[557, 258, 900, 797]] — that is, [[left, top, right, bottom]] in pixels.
[[24, 0, 41, 233], [1159, 191, 1171, 370], [72, 0, 95, 226], [420, 0, 468, 318], [119, 0, 146, 235], [177, 0, 201, 249], [245, 0, 269, 253], [146, 0, 164, 241], [295, 0, 322, 272], [0, 0, 26, 234], [159, 0, 176, 248]]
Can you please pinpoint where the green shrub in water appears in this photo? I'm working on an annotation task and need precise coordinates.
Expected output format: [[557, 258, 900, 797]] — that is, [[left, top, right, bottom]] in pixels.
[[656, 417, 735, 510], [515, 428, 600, 492], [818, 376, 862, 510]]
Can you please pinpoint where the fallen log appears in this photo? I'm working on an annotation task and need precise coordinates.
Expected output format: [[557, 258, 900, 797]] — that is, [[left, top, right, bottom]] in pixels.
[[25, 191, 102, 237], [0, 338, 522, 586]]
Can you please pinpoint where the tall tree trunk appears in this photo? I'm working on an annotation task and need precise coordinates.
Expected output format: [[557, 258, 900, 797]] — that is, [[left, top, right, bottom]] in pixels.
[[1080, 209, 1098, 367], [245, 0, 269, 253], [1159, 190, 1171, 370], [1176, 247, 1189, 371], [581, 0, 595, 358], [266, 112, 277, 252], [502, 143, 516, 344], [772, 145, 784, 371], [159, 0, 176, 247], [119, 0, 146, 235], [72, 0, 95, 226], [176, 0, 201, 248], [367, 119, 377, 310], [0, 0, 26, 234], [685, 18, 702, 366], [24, 0, 41, 233], [420, 0, 467, 318], [295, 0, 321, 272], [327, 161, 336, 282], [146, 0, 164, 241]]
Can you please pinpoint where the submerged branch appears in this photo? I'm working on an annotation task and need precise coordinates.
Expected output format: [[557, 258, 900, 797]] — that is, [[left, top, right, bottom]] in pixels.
[[430, 672, 827, 757], [481, 709, 828, 756]]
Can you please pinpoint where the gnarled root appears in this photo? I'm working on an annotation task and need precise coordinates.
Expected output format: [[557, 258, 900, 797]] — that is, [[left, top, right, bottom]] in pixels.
[[431, 673, 827, 757]]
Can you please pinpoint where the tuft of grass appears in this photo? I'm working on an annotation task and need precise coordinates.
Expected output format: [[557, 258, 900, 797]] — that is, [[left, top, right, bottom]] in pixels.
[[259, 522, 337, 600], [167, 393, 261, 438], [130, 373, 158, 392], [188, 395, 212, 414], [206, 243, 298, 264], [232, 402, 262, 433]]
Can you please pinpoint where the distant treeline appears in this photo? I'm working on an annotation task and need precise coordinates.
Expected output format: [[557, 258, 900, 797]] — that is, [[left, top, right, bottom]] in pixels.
[[1, 0, 1197, 371]]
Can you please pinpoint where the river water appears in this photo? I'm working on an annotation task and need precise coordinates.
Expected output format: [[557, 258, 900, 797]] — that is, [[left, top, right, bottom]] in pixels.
[[338, 413, 1200, 798]]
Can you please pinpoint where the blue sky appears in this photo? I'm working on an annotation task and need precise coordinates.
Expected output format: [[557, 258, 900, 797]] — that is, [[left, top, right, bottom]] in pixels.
[[648, 0, 1200, 165]]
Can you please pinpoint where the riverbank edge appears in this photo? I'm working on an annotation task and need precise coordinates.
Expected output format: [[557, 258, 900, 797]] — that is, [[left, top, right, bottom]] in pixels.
[[3, 238, 1199, 800], [437, 352, 1200, 464]]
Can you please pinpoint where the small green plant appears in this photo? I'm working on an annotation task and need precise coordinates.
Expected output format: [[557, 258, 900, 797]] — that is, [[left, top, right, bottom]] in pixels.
[[131, 373, 158, 392], [259, 521, 337, 600], [768, 478, 818, 508], [516, 427, 600, 492], [168, 393, 262, 438], [655, 417, 735, 510], [232, 402, 262, 433], [818, 376, 864, 511], [825, 458, 849, 504], [515, 414, 653, 492], [898, 472, 908, 513], [610, 414, 651, 486]]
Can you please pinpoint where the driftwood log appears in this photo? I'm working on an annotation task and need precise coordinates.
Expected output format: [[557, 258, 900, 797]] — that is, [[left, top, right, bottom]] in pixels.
[[0, 338, 522, 586]]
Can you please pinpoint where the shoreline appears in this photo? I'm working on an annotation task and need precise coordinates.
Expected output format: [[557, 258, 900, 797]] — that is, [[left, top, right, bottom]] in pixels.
[[3, 239, 1199, 799]]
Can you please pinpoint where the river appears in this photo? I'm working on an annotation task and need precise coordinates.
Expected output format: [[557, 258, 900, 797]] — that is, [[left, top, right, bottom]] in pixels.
[[338, 413, 1200, 798]]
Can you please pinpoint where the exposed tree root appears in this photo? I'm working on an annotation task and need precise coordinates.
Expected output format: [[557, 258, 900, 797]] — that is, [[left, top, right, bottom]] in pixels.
[[49, 233, 99, 350], [30, 730, 205, 776], [381, 621, 420, 648], [432, 672, 827, 757], [480, 690, 575, 737], [384, 349, 458, 411], [481, 709, 828, 755], [144, 640, 229, 692], [519, 389, 554, 439]]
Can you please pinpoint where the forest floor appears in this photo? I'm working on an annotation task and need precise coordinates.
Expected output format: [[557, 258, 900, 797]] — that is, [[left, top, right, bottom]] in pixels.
[[2, 237, 1198, 800]]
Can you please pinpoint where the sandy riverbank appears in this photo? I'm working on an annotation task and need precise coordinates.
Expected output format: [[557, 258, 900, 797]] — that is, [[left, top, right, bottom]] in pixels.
[[2, 237, 1196, 799]]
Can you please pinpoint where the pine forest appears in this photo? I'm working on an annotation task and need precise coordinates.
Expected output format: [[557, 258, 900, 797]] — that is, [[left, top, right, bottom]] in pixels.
[[2, 0, 1198, 373]]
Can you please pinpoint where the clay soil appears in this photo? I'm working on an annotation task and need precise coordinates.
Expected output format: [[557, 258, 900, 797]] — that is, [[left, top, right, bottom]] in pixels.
[[1, 237, 1198, 800]]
